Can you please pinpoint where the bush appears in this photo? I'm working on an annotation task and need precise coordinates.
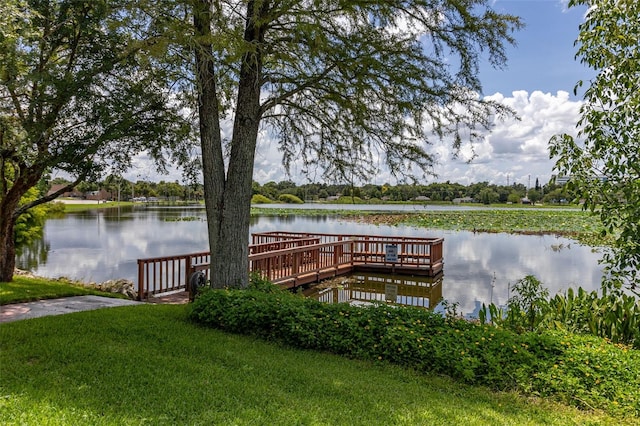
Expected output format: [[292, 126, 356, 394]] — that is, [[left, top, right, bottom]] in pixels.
[[189, 288, 640, 417], [14, 188, 49, 246], [43, 201, 66, 215], [480, 276, 640, 349], [545, 286, 640, 348], [277, 193, 303, 204], [334, 195, 365, 204], [251, 194, 273, 204]]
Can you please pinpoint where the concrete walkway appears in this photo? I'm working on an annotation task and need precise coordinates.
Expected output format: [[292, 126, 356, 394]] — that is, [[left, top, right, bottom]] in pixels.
[[0, 296, 142, 324]]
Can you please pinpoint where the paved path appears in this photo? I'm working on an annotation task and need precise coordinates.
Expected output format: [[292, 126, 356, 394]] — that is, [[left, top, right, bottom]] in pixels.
[[0, 296, 142, 323]]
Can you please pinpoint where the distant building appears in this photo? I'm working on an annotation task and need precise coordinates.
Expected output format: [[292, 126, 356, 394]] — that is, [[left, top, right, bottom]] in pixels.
[[452, 197, 474, 204], [85, 189, 112, 201], [554, 175, 607, 186], [46, 184, 83, 198]]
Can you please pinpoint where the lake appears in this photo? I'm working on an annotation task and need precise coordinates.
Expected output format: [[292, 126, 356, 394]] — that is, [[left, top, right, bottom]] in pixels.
[[16, 205, 604, 317]]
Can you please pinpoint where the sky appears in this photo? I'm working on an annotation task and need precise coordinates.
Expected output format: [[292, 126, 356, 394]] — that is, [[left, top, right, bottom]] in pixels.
[[122, 0, 594, 188]]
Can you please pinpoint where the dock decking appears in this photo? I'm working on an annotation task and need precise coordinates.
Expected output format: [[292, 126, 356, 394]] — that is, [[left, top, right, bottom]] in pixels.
[[136, 232, 443, 300]]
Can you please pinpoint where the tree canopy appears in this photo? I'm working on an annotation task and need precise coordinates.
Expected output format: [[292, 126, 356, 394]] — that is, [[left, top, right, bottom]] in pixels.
[[1, 0, 523, 286], [0, 0, 193, 281], [550, 0, 640, 293], [190, 0, 523, 287]]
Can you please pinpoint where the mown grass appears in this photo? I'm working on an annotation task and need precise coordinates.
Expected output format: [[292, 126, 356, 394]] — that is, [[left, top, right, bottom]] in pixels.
[[57, 200, 204, 213], [58, 201, 134, 212], [0, 303, 631, 425], [0, 276, 119, 305]]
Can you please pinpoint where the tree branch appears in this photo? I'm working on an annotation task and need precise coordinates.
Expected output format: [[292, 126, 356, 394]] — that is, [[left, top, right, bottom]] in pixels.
[[14, 174, 87, 218]]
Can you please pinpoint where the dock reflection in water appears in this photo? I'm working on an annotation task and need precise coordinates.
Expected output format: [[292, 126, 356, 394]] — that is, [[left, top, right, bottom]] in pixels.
[[306, 272, 443, 309]]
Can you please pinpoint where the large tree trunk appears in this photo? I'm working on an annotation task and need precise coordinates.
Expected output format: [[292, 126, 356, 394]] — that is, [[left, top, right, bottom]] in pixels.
[[0, 211, 18, 282], [193, 0, 265, 288], [208, 0, 265, 288], [0, 191, 23, 282], [193, 0, 226, 287], [0, 160, 41, 282]]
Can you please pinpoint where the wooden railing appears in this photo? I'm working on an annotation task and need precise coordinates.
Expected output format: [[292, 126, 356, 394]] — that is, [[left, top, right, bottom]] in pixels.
[[249, 240, 355, 287], [252, 231, 443, 246], [251, 231, 444, 275], [249, 237, 321, 254], [137, 232, 444, 299], [136, 251, 209, 300]]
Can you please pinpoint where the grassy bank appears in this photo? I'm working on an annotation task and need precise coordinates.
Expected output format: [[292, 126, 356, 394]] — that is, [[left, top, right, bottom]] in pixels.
[[57, 200, 204, 213], [2, 278, 638, 424], [0, 276, 118, 305], [1, 303, 631, 425], [52, 201, 133, 212]]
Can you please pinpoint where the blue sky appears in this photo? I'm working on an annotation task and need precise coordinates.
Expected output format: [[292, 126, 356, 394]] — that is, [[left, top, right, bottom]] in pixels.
[[249, 1, 595, 187], [121, 1, 594, 188], [480, 0, 593, 99]]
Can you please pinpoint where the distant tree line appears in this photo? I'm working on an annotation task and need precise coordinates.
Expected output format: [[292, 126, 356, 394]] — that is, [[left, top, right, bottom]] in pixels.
[[50, 176, 577, 205], [251, 179, 577, 205]]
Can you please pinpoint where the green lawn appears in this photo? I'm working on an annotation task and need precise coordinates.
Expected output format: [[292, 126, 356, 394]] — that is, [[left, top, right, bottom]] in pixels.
[[59, 201, 133, 212], [0, 304, 629, 425], [0, 276, 120, 305]]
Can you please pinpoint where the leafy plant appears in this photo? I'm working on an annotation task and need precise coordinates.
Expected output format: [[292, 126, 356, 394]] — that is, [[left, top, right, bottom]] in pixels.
[[248, 272, 283, 293], [479, 276, 640, 349], [506, 275, 549, 332], [14, 188, 48, 247], [544, 287, 639, 348], [277, 194, 304, 204], [440, 299, 462, 322], [251, 194, 273, 204]]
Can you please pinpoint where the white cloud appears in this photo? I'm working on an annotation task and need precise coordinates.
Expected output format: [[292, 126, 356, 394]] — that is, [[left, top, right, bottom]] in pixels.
[[120, 90, 582, 188], [431, 90, 582, 186]]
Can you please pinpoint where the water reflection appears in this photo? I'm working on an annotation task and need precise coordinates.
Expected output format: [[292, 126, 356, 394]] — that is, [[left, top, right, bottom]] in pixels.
[[16, 207, 604, 316], [305, 272, 443, 310], [16, 238, 50, 271]]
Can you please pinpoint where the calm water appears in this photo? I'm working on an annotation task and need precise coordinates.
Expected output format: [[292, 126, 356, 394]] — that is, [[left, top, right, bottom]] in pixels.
[[17, 205, 604, 317]]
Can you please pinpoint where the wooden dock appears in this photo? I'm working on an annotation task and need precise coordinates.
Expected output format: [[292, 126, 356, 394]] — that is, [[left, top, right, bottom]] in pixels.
[[136, 232, 443, 300]]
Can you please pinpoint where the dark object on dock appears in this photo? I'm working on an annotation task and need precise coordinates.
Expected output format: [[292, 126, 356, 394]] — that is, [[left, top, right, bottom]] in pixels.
[[188, 271, 207, 301]]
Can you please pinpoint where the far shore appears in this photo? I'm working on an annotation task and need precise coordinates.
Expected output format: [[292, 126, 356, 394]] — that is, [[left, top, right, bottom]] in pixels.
[[55, 198, 111, 204]]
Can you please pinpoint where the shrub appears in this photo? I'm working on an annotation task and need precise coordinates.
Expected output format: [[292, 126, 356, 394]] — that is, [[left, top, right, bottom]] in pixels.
[[277, 193, 303, 204], [480, 276, 640, 349], [505, 275, 549, 332], [251, 194, 273, 204], [334, 195, 365, 204], [43, 201, 66, 215], [189, 288, 640, 417], [14, 187, 49, 246], [544, 286, 639, 348]]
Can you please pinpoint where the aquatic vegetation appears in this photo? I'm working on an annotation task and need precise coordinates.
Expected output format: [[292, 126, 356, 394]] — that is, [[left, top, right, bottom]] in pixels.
[[163, 216, 203, 222], [348, 209, 608, 246]]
